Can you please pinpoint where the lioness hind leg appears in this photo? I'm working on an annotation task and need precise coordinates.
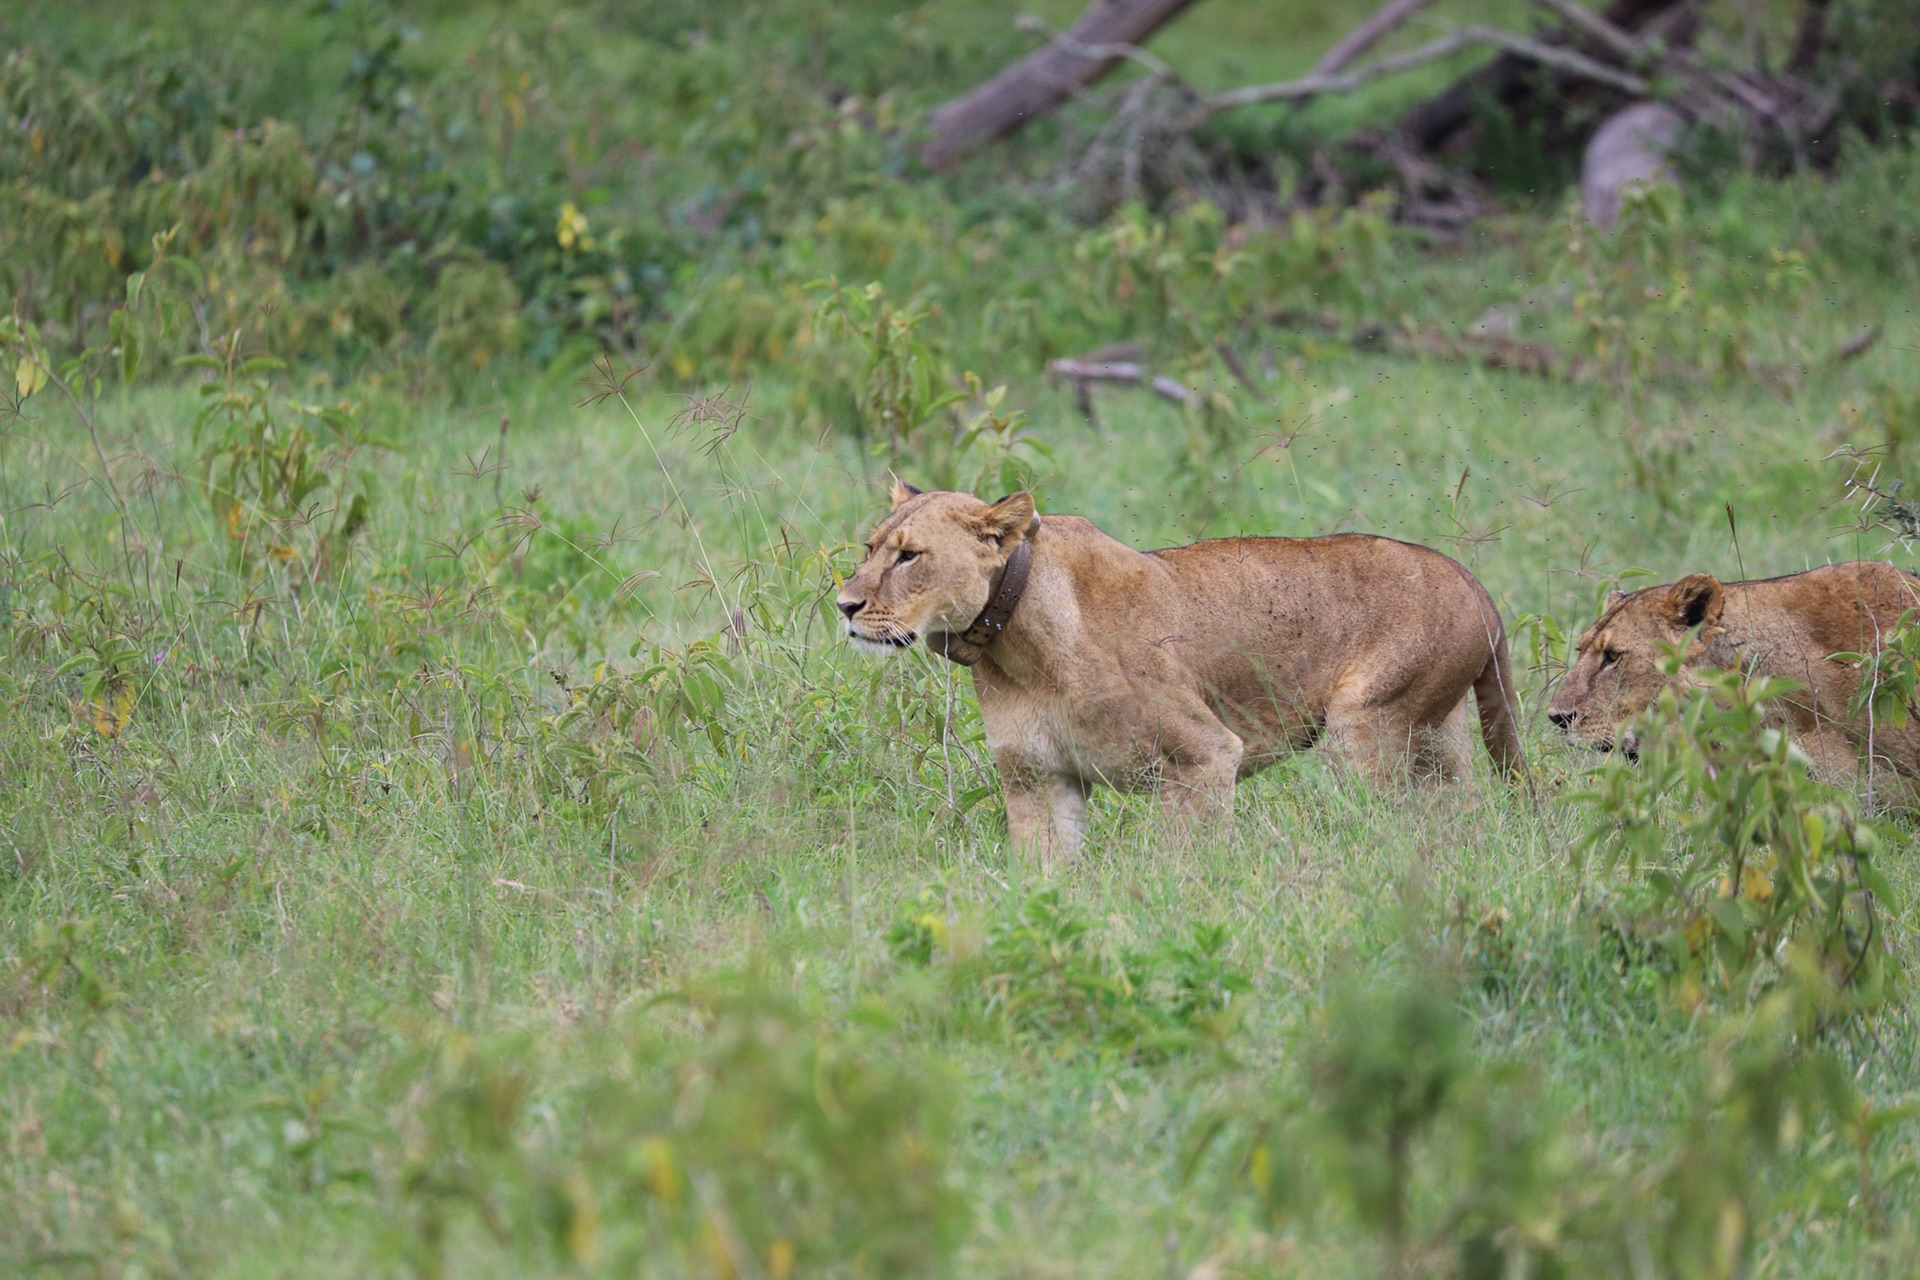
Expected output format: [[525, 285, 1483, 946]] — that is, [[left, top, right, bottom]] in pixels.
[[1412, 701, 1475, 783], [1322, 704, 1413, 787]]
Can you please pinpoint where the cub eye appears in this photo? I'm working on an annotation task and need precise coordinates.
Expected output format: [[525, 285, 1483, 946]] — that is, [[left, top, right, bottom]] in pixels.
[[1599, 649, 1622, 670], [895, 549, 919, 565]]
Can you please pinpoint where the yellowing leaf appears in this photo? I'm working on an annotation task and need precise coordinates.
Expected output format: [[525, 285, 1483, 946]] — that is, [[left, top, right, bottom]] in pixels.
[[15, 356, 47, 399], [556, 201, 589, 250], [640, 1137, 681, 1207], [85, 684, 135, 741], [563, 1170, 600, 1264], [1248, 1142, 1272, 1196]]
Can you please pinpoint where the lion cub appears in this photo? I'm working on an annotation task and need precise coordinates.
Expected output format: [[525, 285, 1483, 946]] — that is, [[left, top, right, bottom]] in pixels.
[[1549, 562, 1920, 781], [838, 485, 1527, 863]]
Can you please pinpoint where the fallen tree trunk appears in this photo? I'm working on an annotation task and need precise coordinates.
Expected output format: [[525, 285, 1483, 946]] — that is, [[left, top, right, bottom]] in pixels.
[[922, 0, 1204, 169]]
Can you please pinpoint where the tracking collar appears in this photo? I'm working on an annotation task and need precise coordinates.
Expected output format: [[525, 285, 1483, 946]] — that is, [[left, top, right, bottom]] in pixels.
[[932, 523, 1038, 667]]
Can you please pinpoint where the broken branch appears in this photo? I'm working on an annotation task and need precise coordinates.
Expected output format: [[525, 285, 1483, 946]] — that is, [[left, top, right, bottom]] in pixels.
[[1196, 22, 1648, 121], [1526, 0, 1649, 63], [1313, 0, 1439, 79]]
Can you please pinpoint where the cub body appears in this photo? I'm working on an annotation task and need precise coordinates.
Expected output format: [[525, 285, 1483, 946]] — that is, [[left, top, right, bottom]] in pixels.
[[1548, 561, 1920, 779], [837, 487, 1526, 863]]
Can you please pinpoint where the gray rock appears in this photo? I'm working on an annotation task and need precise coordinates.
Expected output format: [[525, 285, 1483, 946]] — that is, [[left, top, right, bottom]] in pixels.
[[1581, 102, 1685, 232]]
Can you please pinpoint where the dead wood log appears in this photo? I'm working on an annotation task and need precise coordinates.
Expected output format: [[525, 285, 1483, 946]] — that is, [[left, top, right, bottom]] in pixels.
[[1150, 375, 1201, 406], [1045, 353, 1205, 407], [922, 0, 1204, 169], [1046, 358, 1150, 384]]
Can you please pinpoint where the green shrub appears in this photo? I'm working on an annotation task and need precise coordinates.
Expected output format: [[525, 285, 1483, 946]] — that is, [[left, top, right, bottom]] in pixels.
[[1578, 665, 1896, 1013], [381, 978, 963, 1278], [887, 887, 1248, 1062]]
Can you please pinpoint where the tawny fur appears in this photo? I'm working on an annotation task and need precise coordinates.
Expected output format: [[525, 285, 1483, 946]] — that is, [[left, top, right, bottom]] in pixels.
[[838, 487, 1527, 865], [1548, 561, 1920, 783]]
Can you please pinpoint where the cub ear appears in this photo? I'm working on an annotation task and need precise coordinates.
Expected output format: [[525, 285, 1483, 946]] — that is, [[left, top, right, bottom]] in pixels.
[[1664, 574, 1724, 631], [890, 479, 925, 508], [974, 491, 1038, 550]]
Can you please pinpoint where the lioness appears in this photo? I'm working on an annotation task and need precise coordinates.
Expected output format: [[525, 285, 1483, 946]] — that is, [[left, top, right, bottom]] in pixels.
[[837, 485, 1527, 862], [1547, 562, 1920, 778]]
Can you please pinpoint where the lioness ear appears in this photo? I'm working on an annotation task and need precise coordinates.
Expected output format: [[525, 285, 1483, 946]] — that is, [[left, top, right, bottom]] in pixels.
[[1664, 574, 1724, 631], [974, 491, 1038, 551], [890, 479, 924, 508]]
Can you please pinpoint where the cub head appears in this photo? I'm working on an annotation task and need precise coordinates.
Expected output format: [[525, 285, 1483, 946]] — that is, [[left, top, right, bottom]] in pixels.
[[1547, 574, 1734, 755], [836, 483, 1038, 657]]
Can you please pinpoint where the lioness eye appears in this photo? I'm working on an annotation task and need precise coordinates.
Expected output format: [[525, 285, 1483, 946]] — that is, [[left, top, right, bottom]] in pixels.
[[1599, 649, 1622, 670], [896, 549, 919, 565]]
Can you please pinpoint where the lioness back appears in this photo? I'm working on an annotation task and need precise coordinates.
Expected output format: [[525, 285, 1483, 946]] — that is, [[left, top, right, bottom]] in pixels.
[[1145, 533, 1489, 693], [1136, 532, 1522, 775]]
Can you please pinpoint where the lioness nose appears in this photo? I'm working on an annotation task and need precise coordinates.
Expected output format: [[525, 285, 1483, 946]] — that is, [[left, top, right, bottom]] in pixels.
[[837, 597, 862, 620], [1548, 708, 1576, 730]]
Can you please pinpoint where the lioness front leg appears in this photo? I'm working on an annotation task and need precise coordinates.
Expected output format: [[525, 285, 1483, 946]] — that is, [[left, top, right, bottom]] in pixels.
[[998, 760, 1091, 871]]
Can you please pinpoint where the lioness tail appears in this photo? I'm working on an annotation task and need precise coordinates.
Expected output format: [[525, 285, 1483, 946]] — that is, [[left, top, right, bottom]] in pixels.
[[1474, 632, 1530, 786]]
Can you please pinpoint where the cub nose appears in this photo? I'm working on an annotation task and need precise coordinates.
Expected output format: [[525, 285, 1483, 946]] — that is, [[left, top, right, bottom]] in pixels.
[[1548, 708, 1576, 730], [837, 597, 862, 620]]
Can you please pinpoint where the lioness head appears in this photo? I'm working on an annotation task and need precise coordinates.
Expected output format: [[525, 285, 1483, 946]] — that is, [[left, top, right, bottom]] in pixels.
[[836, 484, 1038, 657], [1547, 574, 1735, 754]]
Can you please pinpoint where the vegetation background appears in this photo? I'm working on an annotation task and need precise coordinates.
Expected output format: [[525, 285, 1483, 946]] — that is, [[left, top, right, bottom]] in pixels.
[[2, 0, 1918, 1274]]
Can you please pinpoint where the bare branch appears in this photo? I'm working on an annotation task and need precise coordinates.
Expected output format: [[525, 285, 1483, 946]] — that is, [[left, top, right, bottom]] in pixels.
[[1527, 0, 1648, 63], [1198, 24, 1648, 121], [1150, 376, 1200, 406], [1315, 0, 1439, 77], [1831, 325, 1882, 365]]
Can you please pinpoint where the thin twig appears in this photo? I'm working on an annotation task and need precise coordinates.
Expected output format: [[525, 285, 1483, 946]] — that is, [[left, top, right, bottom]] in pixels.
[[1527, 0, 1649, 63], [1197, 23, 1647, 120], [1315, 0, 1439, 77]]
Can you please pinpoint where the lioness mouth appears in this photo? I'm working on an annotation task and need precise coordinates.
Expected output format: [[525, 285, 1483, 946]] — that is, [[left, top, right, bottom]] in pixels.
[[848, 628, 918, 656]]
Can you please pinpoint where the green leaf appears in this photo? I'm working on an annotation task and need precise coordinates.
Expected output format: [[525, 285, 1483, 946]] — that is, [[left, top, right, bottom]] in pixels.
[[1707, 898, 1748, 949], [1857, 862, 1896, 907]]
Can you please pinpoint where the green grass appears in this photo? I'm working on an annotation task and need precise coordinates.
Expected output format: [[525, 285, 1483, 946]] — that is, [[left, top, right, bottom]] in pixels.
[[6, 307, 1920, 1272], [5, 0, 1920, 1275]]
